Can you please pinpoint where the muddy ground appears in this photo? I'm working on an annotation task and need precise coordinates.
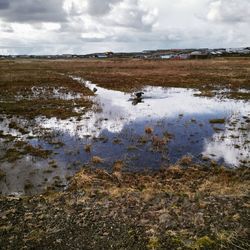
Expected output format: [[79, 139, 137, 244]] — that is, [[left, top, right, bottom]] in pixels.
[[0, 58, 250, 249]]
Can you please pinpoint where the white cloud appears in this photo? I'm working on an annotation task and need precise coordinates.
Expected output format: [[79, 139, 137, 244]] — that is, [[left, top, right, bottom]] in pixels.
[[0, 0, 249, 54], [106, 0, 158, 30]]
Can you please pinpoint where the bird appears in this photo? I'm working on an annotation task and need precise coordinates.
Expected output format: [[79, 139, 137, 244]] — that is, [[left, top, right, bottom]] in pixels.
[[93, 87, 98, 93], [135, 92, 144, 99]]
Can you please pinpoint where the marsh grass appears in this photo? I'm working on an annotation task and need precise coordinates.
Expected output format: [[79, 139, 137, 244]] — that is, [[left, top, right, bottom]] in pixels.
[[0, 60, 93, 119], [209, 118, 226, 124], [92, 156, 104, 164], [1, 140, 52, 162]]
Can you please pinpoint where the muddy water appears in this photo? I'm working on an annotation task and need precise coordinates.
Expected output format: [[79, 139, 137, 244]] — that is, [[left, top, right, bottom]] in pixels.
[[0, 77, 249, 195]]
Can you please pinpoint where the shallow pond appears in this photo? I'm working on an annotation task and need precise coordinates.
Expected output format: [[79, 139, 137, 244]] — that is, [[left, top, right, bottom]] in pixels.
[[0, 77, 249, 195]]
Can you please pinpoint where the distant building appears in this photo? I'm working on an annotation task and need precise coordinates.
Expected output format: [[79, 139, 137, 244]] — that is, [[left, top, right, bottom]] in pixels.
[[190, 51, 209, 59], [160, 55, 173, 59], [95, 53, 108, 58]]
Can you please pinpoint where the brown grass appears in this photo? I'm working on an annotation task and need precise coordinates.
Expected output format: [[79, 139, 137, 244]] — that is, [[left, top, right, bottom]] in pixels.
[[113, 160, 124, 172], [84, 144, 92, 153], [70, 165, 250, 198], [145, 127, 154, 134], [179, 155, 193, 166], [0, 60, 93, 119], [1, 165, 249, 249], [0, 58, 249, 120], [91, 156, 104, 164], [1, 57, 249, 96], [53, 57, 250, 92]]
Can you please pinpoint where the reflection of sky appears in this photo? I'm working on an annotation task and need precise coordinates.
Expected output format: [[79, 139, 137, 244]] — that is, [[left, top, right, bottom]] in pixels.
[[1, 77, 249, 195], [39, 77, 249, 135], [35, 77, 250, 167], [203, 113, 250, 166]]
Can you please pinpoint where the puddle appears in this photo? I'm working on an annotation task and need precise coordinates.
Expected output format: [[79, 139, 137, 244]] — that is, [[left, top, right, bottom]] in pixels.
[[0, 77, 249, 195]]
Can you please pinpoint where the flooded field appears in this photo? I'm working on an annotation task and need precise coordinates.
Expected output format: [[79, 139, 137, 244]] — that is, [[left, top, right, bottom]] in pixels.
[[0, 75, 249, 195], [0, 59, 249, 249]]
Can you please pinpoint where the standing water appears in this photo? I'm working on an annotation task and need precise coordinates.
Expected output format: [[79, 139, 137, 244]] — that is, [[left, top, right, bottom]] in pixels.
[[0, 77, 249, 195]]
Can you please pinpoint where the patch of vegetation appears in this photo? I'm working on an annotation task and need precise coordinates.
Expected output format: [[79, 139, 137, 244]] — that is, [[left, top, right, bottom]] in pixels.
[[0, 166, 249, 249], [23, 145, 51, 159], [228, 91, 250, 100], [0, 60, 93, 119], [0, 98, 92, 119], [0, 169, 6, 180], [145, 126, 154, 134], [192, 236, 215, 249], [84, 144, 92, 153], [1, 140, 52, 162], [209, 118, 226, 124], [147, 236, 160, 249], [1, 148, 22, 162], [0, 130, 17, 141], [92, 156, 104, 164], [194, 90, 215, 98], [24, 181, 34, 190]]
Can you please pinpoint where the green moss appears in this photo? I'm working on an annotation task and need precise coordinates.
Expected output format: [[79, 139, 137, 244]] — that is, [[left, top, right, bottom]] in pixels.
[[147, 236, 160, 250], [192, 236, 215, 250]]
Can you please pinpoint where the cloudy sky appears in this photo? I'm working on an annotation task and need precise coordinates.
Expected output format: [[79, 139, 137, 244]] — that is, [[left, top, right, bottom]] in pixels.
[[0, 0, 249, 54]]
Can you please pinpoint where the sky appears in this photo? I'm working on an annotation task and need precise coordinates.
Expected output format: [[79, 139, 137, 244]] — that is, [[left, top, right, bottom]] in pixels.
[[0, 0, 249, 55]]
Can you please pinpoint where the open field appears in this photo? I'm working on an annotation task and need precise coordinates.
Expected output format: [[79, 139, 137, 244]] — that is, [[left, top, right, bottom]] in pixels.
[[1, 57, 250, 99], [0, 58, 249, 249], [0, 60, 94, 119]]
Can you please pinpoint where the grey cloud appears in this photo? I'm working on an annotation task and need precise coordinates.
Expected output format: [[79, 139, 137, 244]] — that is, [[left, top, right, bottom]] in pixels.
[[0, 0, 9, 9], [86, 0, 122, 16], [0, 0, 67, 23], [207, 0, 250, 23]]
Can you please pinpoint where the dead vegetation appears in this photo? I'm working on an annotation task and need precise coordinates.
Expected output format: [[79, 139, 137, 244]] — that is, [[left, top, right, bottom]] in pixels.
[[0, 165, 249, 249], [209, 118, 226, 124], [0, 60, 93, 119], [1, 140, 52, 162], [56, 57, 250, 95], [145, 126, 154, 134], [91, 156, 104, 164], [1, 58, 249, 104], [84, 144, 92, 153]]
